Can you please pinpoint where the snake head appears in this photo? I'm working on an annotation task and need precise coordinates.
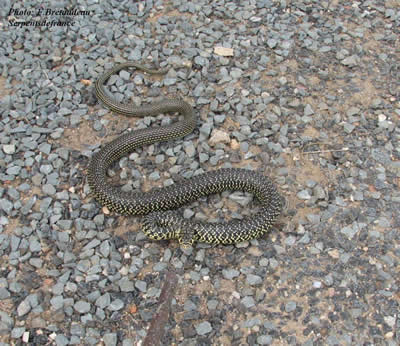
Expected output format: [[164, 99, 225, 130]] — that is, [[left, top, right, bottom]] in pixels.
[[177, 223, 197, 249], [179, 237, 195, 249]]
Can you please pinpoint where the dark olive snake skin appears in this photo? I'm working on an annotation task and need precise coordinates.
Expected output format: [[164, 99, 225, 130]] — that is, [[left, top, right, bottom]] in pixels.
[[87, 62, 283, 247]]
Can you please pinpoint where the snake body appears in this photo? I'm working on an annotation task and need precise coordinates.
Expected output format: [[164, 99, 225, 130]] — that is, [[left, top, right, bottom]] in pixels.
[[87, 62, 283, 247]]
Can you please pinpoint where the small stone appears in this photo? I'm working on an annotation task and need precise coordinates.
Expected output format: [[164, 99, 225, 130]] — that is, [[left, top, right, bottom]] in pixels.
[[103, 333, 118, 346], [96, 293, 111, 309], [230, 68, 242, 79], [340, 225, 358, 239], [122, 339, 134, 346], [384, 316, 396, 328], [207, 300, 218, 310], [148, 171, 160, 181], [42, 184, 56, 195], [328, 249, 339, 259], [55, 335, 69, 346], [241, 296, 255, 308], [267, 38, 277, 48], [297, 190, 311, 200], [17, 299, 31, 317], [195, 321, 212, 336], [0, 199, 13, 214], [11, 327, 25, 338], [257, 335, 272, 345], [222, 269, 240, 280], [119, 70, 130, 81], [184, 143, 196, 157], [343, 123, 355, 133], [235, 241, 249, 248], [214, 46, 234, 56], [100, 240, 110, 258], [313, 281, 322, 288], [135, 280, 147, 292], [74, 300, 91, 314], [304, 104, 314, 116], [347, 107, 360, 116], [285, 301, 297, 313], [119, 277, 135, 292], [246, 274, 262, 286], [341, 55, 358, 66], [29, 238, 41, 252], [209, 129, 230, 145], [22, 332, 30, 343], [0, 288, 10, 299], [3, 144, 16, 154]]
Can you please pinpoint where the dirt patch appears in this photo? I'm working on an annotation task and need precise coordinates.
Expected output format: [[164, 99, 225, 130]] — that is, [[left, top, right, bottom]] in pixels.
[[284, 149, 332, 187], [0, 77, 10, 97], [147, 8, 188, 23], [2, 216, 21, 236], [57, 110, 137, 152], [347, 78, 379, 108]]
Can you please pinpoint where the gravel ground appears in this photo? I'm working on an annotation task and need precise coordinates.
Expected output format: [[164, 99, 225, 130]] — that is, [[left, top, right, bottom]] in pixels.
[[1, 0, 399, 345]]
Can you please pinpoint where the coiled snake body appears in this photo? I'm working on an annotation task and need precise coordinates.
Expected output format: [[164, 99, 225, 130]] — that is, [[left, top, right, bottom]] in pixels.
[[88, 62, 283, 247]]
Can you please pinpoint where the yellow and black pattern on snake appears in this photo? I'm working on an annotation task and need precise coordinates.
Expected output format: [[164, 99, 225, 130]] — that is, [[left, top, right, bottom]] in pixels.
[[87, 62, 283, 247]]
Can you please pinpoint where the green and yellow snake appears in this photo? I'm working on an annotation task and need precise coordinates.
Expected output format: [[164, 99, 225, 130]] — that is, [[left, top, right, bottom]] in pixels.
[[87, 62, 283, 247]]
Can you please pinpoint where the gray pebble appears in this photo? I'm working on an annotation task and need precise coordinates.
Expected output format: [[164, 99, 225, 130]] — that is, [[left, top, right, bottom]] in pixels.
[[148, 171, 160, 181], [241, 296, 255, 308], [119, 70, 131, 81], [122, 339, 134, 346], [11, 327, 25, 338], [74, 300, 91, 314], [83, 239, 100, 251], [0, 288, 10, 299], [267, 38, 278, 48], [304, 104, 314, 116], [0, 199, 13, 214], [135, 280, 147, 293], [3, 144, 16, 154], [297, 190, 311, 200], [222, 268, 240, 280], [155, 154, 165, 164], [55, 335, 69, 346], [257, 335, 272, 345], [343, 123, 355, 133], [246, 274, 262, 286], [57, 220, 72, 230], [42, 184, 56, 195], [341, 55, 358, 66], [29, 238, 41, 252], [7, 166, 21, 175], [103, 333, 117, 346], [17, 299, 31, 317], [269, 258, 279, 269], [314, 186, 326, 199], [184, 299, 197, 311], [153, 262, 168, 272], [285, 301, 297, 312], [100, 240, 110, 258], [324, 274, 334, 286], [119, 277, 135, 292], [38, 143, 52, 155], [207, 300, 218, 310], [95, 293, 111, 309], [195, 321, 212, 336]]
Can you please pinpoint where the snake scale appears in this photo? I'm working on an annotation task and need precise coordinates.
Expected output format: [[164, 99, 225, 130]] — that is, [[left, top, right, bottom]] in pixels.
[[87, 62, 283, 248]]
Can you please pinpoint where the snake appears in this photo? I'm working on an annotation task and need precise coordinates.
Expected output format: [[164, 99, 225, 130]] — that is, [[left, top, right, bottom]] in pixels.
[[87, 62, 283, 248]]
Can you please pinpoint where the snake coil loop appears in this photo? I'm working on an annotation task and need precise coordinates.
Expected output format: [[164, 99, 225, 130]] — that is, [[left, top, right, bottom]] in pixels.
[[87, 63, 283, 247]]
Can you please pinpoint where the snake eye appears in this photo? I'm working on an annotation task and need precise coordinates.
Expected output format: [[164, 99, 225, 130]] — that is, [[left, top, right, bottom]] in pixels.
[[180, 242, 193, 250]]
